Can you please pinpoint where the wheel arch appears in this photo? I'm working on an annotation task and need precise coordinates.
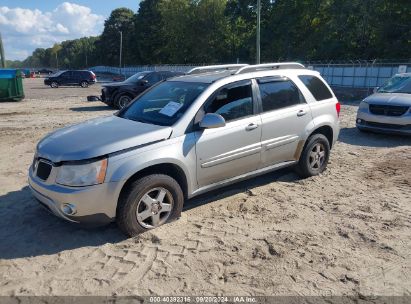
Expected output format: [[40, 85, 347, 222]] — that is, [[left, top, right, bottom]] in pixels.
[[309, 125, 334, 149], [117, 162, 189, 209]]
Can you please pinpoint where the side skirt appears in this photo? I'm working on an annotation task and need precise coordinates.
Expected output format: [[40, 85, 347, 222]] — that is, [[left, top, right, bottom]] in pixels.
[[189, 160, 297, 198]]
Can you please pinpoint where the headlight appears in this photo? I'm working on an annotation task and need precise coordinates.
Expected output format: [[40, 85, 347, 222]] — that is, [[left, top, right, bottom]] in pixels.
[[56, 158, 108, 187], [359, 100, 369, 110], [32, 151, 38, 171]]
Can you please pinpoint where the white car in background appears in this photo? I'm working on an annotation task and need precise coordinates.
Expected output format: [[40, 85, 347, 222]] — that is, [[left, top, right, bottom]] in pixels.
[[356, 73, 411, 135]]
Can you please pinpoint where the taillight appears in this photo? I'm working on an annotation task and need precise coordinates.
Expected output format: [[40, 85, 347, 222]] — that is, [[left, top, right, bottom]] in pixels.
[[336, 102, 341, 117]]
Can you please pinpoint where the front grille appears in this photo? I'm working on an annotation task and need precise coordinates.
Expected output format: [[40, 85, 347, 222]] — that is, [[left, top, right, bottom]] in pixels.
[[102, 87, 112, 101], [101, 88, 107, 101], [36, 160, 52, 181], [369, 104, 409, 116]]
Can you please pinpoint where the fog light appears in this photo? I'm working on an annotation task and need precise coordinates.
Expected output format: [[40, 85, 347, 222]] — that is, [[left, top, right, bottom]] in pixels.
[[357, 118, 362, 123], [62, 204, 77, 215]]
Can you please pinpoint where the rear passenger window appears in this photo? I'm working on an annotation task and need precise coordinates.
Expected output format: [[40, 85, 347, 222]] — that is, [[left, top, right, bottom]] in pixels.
[[205, 82, 253, 122], [298, 75, 333, 101], [258, 80, 303, 112]]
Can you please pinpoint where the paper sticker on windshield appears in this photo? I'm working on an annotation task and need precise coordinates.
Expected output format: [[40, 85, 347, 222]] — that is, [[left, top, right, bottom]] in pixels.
[[159, 101, 183, 117]]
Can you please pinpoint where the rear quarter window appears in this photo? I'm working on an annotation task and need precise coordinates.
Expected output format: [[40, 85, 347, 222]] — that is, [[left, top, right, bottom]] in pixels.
[[298, 75, 333, 101]]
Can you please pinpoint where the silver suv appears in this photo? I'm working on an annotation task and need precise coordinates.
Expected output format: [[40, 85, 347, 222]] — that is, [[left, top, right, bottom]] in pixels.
[[29, 63, 340, 236]]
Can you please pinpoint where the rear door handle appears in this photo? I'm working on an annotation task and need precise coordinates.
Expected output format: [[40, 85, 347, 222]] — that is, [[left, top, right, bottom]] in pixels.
[[297, 109, 307, 117], [245, 123, 259, 131]]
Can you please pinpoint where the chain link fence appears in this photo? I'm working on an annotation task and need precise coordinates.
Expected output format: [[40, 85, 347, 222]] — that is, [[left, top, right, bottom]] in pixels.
[[306, 61, 410, 88], [90, 65, 196, 76], [91, 61, 410, 89]]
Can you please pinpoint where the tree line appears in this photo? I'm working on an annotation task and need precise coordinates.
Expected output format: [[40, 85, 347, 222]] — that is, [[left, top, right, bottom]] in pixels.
[[7, 0, 411, 69]]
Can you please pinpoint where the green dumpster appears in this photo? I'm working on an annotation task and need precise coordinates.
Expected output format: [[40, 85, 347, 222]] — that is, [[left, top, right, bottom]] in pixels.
[[0, 69, 25, 101]]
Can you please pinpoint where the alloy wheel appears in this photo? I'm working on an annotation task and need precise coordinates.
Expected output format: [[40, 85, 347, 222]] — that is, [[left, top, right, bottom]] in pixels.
[[309, 143, 326, 170], [136, 187, 173, 229], [118, 95, 131, 109]]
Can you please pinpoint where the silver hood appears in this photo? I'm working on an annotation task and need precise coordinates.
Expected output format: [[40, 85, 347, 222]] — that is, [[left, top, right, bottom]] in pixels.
[[365, 93, 411, 106], [37, 115, 172, 162]]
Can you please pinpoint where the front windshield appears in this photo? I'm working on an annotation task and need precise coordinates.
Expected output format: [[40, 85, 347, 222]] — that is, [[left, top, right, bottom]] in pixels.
[[125, 72, 150, 83], [378, 75, 411, 93], [119, 81, 208, 126]]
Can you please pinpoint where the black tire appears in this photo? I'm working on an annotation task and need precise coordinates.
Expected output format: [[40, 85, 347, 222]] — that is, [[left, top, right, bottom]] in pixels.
[[295, 134, 330, 178], [80, 81, 89, 88], [50, 81, 59, 88], [114, 93, 133, 109], [116, 174, 184, 237]]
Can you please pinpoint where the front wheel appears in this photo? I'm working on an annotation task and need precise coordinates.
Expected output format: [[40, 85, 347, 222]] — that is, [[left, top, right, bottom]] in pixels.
[[115, 94, 132, 109], [116, 174, 184, 237], [296, 134, 330, 178], [50, 81, 59, 88]]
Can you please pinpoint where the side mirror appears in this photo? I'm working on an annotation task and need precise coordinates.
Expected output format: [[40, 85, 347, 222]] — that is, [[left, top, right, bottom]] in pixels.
[[373, 87, 379, 93], [140, 79, 148, 86], [199, 113, 226, 129]]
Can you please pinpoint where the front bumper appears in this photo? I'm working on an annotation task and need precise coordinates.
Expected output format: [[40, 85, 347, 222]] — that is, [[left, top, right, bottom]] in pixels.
[[28, 167, 118, 226], [356, 108, 411, 135]]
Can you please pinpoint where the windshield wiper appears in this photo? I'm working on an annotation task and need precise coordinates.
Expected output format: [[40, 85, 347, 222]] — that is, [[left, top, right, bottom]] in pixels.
[[130, 117, 150, 124]]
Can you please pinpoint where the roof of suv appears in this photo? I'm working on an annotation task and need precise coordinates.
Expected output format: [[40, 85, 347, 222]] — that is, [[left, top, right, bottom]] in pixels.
[[169, 63, 318, 84], [169, 71, 234, 83]]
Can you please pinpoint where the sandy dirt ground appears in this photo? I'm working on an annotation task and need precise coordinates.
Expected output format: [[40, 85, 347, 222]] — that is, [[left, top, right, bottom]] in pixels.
[[0, 78, 410, 297]]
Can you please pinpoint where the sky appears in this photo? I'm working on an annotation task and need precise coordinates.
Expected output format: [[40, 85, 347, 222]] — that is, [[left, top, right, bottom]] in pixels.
[[0, 1, 141, 60]]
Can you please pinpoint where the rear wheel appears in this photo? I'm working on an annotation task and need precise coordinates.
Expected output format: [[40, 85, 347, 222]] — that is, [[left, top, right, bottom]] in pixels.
[[80, 81, 89, 88], [115, 94, 133, 109], [116, 174, 184, 237], [50, 81, 59, 88], [296, 134, 330, 178]]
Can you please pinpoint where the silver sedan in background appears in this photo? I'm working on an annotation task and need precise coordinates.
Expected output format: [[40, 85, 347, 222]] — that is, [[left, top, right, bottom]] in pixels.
[[356, 73, 411, 135]]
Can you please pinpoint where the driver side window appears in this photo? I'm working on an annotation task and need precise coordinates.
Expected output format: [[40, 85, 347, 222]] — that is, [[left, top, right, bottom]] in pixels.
[[205, 82, 254, 122], [61, 71, 71, 78], [144, 73, 161, 85]]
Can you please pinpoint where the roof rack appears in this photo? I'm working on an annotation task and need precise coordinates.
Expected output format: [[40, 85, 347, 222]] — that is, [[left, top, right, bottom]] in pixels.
[[187, 64, 248, 75], [235, 62, 305, 74]]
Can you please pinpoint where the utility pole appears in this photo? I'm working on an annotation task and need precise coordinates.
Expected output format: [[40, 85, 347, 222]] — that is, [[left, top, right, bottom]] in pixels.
[[55, 52, 59, 70], [256, 0, 261, 64], [0, 32, 5, 68], [119, 31, 123, 75]]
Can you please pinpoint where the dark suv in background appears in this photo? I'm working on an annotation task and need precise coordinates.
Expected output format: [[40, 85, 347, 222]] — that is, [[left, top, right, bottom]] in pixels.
[[101, 71, 184, 109], [44, 70, 96, 88]]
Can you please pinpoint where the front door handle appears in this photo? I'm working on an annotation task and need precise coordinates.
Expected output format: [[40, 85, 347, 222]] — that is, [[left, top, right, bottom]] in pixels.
[[245, 123, 259, 131], [297, 109, 307, 117]]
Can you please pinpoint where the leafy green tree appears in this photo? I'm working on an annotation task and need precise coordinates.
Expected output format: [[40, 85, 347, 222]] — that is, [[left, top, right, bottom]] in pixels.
[[133, 0, 167, 64], [13, 0, 411, 67], [98, 8, 135, 66]]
